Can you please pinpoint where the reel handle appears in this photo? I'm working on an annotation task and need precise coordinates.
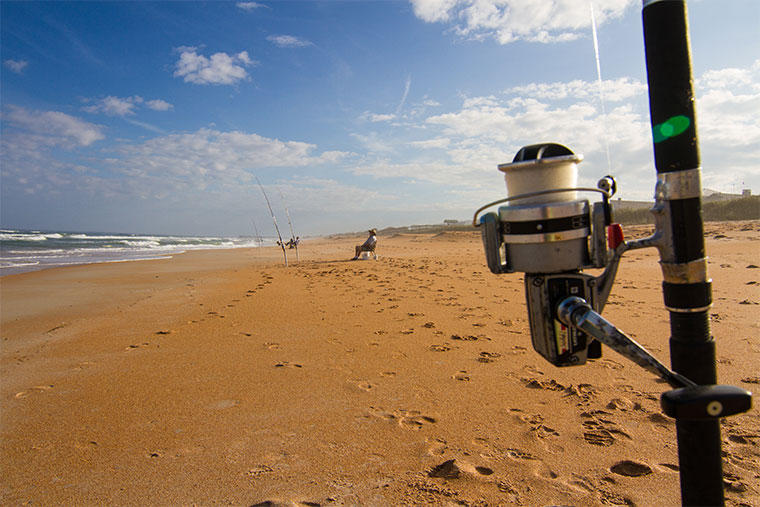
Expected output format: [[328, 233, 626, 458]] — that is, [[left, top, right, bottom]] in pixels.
[[661, 385, 752, 420]]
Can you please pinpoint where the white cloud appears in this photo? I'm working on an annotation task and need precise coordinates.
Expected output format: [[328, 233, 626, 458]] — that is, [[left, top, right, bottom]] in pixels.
[[507, 77, 646, 102], [696, 60, 760, 148], [173, 48, 254, 85], [4, 59, 29, 73], [363, 113, 396, 123], [696, 65, 760, 194], [408, 138, 451, 149], [1, 119, 352, 208], [350, 132, 396, 153], [3, 105, 105, 147], [83, 96, 173, 116], [410, 0, 637, 44], [266, 35, 313, 48], [411, 0, 459, 22], [111, 129, 349, 189], [1, 106, 107, 198], [146, 99, 173, 111], [236, 2, 266, 11], [349, 61, 760, 201], [83, 96, 142, 116]]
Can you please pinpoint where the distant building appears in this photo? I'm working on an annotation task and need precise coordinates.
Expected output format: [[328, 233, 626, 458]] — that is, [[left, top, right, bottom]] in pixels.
[[742, 189, 752, 197], [443, 219, 460, 226], [703, 188, 743, 202]]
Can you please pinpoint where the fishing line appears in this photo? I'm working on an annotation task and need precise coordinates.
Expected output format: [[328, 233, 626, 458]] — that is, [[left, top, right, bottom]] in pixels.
[[590, 0, 612, 175]]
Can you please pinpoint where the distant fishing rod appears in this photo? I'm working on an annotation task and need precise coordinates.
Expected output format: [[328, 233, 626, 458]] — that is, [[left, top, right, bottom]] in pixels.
[[251, 218, 263, 246], [279, 188, 299, 262], [256, 177, 288, 267]]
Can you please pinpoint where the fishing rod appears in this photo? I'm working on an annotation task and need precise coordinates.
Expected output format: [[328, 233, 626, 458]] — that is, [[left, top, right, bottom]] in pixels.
[[472, 2, 751, 505], [256, 176, 288, 267], [252, 218, 263, 246], [279, 188, 299, 262], [641, 1, 752, 503]]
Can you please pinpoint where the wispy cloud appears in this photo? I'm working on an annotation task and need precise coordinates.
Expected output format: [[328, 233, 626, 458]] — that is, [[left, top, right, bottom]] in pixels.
[[408, 138, 450, 149], [83, 96, 142, 116], [173, 47, 255, 85], [506, 78, 646, 102], [395, 75, 412, 116], [82, 96, 173, 116], [146, 99, 173, 112], [3, 105, 105, 147], [695, 59, 760, 147], [4, 59, 29, 74], [362, 112, 396, 123], [236, 2, 267, 11], [410, 0, 636, 44], [266, 35, 313, 48]]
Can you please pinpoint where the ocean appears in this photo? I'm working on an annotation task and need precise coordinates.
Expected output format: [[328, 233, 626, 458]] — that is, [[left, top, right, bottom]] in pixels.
[[0, 229, 270, 276]]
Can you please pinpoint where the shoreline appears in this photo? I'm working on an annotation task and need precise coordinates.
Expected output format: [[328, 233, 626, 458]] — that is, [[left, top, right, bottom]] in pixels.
[[1, 222, 758, 505], [0, 229, 273, 277]]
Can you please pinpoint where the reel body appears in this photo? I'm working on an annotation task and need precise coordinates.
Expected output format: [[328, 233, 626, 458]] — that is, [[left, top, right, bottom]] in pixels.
[[477, 143, 616, 367]]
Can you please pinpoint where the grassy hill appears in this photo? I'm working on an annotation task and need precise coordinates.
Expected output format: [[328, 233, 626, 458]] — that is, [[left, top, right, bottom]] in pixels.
[[613, 196, 759, 225]]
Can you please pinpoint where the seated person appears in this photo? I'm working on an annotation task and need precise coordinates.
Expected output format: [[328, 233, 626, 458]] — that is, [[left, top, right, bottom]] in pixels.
[[352, 229, 377, 260]]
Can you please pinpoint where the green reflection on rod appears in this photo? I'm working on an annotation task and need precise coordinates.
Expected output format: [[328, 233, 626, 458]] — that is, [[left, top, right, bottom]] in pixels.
[[653, 115, 691, 143]]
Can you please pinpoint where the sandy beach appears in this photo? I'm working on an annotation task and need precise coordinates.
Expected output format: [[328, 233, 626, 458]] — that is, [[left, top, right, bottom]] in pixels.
[[1, 221, 758, 506]]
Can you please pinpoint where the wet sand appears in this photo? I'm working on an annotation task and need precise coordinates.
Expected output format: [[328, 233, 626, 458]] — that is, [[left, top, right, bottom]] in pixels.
[[1, 221, 758, 506]]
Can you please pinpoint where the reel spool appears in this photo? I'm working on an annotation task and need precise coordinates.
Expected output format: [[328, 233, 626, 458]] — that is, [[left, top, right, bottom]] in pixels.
[[479, 143, 611, 275]]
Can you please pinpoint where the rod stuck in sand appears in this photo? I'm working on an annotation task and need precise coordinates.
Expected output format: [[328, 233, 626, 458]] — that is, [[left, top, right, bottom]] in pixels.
[[279, 188, 299, 262], [256, 176, 288, 267]]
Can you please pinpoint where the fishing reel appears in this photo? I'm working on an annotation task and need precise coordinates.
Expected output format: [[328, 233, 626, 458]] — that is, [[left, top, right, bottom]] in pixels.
[[474, 143, 751, 421], [474, 143, 622, 367]]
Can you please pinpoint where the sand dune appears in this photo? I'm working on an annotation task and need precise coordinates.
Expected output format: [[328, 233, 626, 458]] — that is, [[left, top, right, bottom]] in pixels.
[[1, 220, 758, 506]]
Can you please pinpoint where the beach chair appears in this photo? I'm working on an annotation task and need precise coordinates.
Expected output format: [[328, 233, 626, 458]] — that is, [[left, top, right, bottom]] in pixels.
[[359, 246, 378, 260]]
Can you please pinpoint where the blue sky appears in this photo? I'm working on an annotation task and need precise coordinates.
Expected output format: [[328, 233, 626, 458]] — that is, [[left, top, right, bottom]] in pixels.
[[2, 0, 758, 237]]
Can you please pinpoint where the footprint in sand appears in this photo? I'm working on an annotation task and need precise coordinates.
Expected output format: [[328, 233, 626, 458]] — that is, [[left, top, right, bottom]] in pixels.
[[367, 407, 437, 430], [207, 399, 240, 410], [428, 459, 493, 479], [581, 413, 631, 447], [15, 385, 54, 398], [477, 351, 501, 363], [244, 465, 274, 477], [430, 343, 451, 352], [610, 460, 652, 477], [348, 380, 374, 392], [506, 448, 537, 460], [425, 437, 448, 456], [274, 361, 303, 368], [522, 378, 566, 391], [453, 371, 470, 381], [125, 342, 151, 351], [399, 411, 437, 430], [599, 358, 624, 370], [451, 333, 479, 341]]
